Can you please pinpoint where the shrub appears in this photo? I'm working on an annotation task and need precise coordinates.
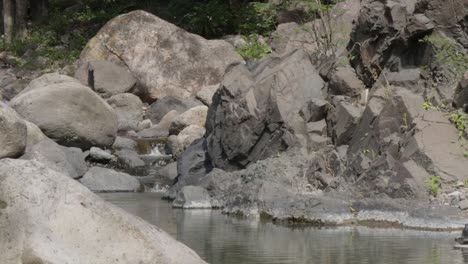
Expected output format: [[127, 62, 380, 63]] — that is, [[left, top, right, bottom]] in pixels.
[[426, 175, 441, 196], [451, 110, 467, 139], [168, 0, 235, 38], [236, 40, 272, 61], [421, 35, 468, 84], [239, 2, 277, 36]]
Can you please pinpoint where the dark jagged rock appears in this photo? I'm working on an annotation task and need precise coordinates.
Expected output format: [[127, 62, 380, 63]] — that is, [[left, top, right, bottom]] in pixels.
[[329, 101, 364, 146], [348, 0, 466, 86], [206, 49, 325, 170], [167, 138, 213, 199], [454, 71, 468, 110], [328, 66, 365, 97]]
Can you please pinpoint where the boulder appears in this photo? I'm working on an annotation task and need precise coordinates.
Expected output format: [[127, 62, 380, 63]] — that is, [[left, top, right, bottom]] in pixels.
[[401, 111, 468, 182], [0, 159, 206, 264], [153, 162, 178, 187], [80, 167, 142, 192], [168, 138, 213, 199], [75, 60, 136, 98], [21, 139, 87, 179], [10, 80, 118, 150], [172, 186, 212, 209], [87, 147, 114, 163], [147, 96, 202, 124], [19, 72, 79, 95], [169, 105, 208, 135], [78, 10, 244, 101], [196, 84, 219, 106], [115, 149, 146, 175], [0, 102, 27, 159], [302, 98, 329, 122], [137, 119, 152, 132], [206, 49, 325, 170], [385, 69, 423, 91], [137, 125, 170, 139], [24, 120, 47, 152], [454, 71, 468, 109], [328, 66, 365, 97], [137, 110, 181, 139], [330, 101, 363, 146], [166, 125, 206, 158], [270, 22, 316, 56], [107, 93, 144, 132], [348, 0, 465, 86], [306, 120, 327, 136], [222, 35, 247, 49], [112, 136, 137, 151]]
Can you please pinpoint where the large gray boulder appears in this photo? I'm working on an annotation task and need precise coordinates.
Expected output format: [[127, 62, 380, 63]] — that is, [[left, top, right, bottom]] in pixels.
[[206, 49, 325, 170], [115, 149, 146, 175], [107, 93, 144, 132], [147, 96, 202, 124], [166, 125, 206, 158], [80, 167, 142, 192], [19, 72, 79, 95], [78, 10, 244, 101], [76, 60, 136, 98], [0, 102, 27, 159], [24, 120, 48, 152], [21, 139, 87, 179], [10, 78, 118, 150], [169, 105, 208, 135], [0, 159, 207, 264]]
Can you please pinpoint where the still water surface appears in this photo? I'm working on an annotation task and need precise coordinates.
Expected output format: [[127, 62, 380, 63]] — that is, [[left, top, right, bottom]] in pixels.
[[101, 192, 468, 264]]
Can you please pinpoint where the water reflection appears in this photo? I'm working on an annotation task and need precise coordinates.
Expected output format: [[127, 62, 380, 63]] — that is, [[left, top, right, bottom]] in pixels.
[[100, 193, 466, 264]]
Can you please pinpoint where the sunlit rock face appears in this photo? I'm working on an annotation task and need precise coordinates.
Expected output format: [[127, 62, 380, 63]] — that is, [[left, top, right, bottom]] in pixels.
[[0, 159, 207, 264], [77, 10, 244, 102]]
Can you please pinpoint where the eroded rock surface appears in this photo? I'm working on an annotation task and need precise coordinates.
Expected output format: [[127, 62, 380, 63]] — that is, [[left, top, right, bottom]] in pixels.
[[0, 159, 207, 264]]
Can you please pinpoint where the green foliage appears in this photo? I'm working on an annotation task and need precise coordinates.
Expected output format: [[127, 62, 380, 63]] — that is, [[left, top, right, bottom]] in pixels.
[[0, 38, 28, 57], [236, 40, 272, 61], [426, 175, 441, 196], [239, 2, 277, 36], [168, 0, 235, 38], [464, 151, 468, 158], [451, 110, 467, 139], [422, 35, 468, 83], [422, 98, 439, 111]]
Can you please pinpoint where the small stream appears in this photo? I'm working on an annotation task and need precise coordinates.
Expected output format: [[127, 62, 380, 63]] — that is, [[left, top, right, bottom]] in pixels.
[[101, 192, 468, 264]]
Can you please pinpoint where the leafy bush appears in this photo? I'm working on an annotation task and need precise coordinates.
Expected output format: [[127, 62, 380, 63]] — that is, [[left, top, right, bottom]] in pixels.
[[426, 175, 441, 196], [239, 2, 277, 36], [236, 40, 272, 61], [451, 110, 467, 139], [422, 35, 468, 83], [168, 0, 235, 38]]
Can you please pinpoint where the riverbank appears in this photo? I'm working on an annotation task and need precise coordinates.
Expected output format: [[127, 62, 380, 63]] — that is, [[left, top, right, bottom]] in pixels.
[[102, 192, 468, 264]]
